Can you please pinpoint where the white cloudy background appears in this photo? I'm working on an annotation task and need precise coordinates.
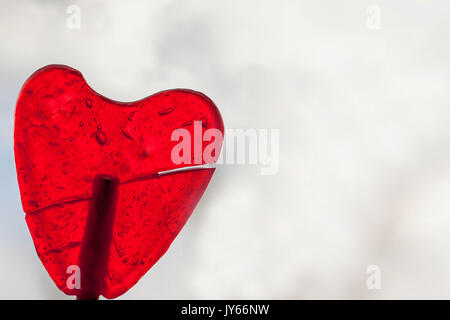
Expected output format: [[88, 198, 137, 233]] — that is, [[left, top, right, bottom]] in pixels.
[[1, 0, 450, 299]]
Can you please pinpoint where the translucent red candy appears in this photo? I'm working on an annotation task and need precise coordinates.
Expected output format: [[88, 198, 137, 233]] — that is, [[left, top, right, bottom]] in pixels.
[[14, 65, 224, 299]]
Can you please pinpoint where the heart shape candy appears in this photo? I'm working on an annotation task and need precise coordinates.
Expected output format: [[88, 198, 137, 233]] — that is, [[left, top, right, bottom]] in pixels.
[[14, 65, 224, 298]]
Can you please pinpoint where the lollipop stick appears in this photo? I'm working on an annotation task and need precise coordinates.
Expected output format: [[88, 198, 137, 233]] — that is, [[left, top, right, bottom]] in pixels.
[[77, 174, 119, 300]]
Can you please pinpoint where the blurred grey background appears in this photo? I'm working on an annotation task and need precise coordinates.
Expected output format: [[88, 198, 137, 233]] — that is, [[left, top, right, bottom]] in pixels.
[[1, 0, 450, 299]]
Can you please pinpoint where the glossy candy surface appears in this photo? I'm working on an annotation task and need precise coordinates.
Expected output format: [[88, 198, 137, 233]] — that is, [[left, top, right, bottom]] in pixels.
[[14, 65, 224, 298]]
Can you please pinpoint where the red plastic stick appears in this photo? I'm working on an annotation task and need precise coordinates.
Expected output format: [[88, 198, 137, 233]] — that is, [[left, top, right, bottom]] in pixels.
[[77, 175, 119, 300]]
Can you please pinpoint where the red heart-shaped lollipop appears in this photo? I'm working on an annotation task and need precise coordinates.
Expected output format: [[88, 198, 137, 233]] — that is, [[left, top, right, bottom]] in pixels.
[[14, 65, 224, 299]]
